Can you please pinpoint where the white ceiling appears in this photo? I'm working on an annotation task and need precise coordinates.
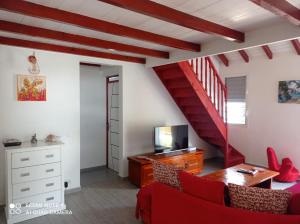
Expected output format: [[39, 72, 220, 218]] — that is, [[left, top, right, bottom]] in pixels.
[[0, 0, 299, 63], [24, 0, 281, 42]]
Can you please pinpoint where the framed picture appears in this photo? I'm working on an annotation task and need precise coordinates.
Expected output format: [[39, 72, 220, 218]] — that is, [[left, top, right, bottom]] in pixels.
[[278, 80, 300, 104], [17, 75, 46, 101]]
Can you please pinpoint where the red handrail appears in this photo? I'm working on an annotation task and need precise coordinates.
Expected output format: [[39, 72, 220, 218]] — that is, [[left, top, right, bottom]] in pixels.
[[188, 57, 227, 122]]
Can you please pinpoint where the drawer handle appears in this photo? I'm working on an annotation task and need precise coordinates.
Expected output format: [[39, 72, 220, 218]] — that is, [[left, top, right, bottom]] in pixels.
[[46, 183, 54, 187], [21, 203, 28, 207], [20, 157, 30, 162], [46, 169, 54, 173], [184, 163, 189, 169], [20, 173, 30, 177], [20, 187, 30, 192], [46, 154, 54, 158], [46, 197, 54, 201]]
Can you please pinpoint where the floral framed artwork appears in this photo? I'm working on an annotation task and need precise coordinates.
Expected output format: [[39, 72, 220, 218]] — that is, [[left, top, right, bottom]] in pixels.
[[278, 80, 300, 104], [17, 75, 46, 101]]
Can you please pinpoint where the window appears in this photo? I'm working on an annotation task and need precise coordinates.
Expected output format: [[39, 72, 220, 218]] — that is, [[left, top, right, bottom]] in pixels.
[[225, 76, 247, 125]]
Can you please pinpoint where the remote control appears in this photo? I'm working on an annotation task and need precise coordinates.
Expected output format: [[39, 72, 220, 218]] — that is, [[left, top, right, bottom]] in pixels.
[[237, 169, 253, 174]]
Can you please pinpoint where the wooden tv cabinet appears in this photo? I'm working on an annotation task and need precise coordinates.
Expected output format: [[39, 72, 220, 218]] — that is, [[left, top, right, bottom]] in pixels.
[[128, 149, 204, 188]]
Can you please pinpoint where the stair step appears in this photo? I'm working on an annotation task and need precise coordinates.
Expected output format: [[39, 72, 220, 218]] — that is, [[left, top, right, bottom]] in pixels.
[[225, 145, 246, 167], [204, 137, 225, 146], [172, 88, 195, 98], [189, 114, 209, 122], [197, 130, 220, 138], [229, 146, 244, 157], [178, 98, 200, 106], [195, 124, 216, 132], [183, 106, 205, 115], [154, 63, 178, 72], [226, 157, 245, 167], [166, 79, 190, 89], [160, 71, 184, 80], [188, 113, 209, 124]]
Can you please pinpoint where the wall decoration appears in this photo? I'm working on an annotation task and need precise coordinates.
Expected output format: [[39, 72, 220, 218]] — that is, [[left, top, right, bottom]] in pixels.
[[278, 80, 300, 104], [17, 75, 46, 101], [28, 52, 40, 74]]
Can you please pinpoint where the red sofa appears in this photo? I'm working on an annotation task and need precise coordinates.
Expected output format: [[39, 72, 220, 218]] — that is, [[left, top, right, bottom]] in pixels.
[[137, 182, 300, 224]]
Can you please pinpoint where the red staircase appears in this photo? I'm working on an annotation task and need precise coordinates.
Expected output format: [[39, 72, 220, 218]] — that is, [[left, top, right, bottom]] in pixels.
[[153, 57, 245, 168]]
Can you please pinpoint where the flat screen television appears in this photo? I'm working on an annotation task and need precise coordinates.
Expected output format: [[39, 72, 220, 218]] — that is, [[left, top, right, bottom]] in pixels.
[[154, 125, 188, 153]]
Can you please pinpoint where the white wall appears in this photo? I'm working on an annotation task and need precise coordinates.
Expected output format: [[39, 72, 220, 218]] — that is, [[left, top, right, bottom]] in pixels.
[[0, 45, 81, 205], [80, 65, 106, 169], [220, 52, 300, 169], [0, 44, 217, 205]]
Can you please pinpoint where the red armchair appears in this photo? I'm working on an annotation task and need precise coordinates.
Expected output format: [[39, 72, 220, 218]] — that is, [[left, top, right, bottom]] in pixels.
[[267, 147, 299, 182]]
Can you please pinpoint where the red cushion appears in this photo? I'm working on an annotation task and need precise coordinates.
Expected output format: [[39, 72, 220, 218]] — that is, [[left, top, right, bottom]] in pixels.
[[289, 193, 300, 215], [267, 147, 280, 171], [267, 147, 300, 182], [178, 171, 225, 205]]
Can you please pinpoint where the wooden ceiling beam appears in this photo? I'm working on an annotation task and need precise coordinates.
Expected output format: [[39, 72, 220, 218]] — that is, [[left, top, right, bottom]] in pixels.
[[0, 36, 146, 64], [250, 0, 300, 25], [291, 39, 300, 55], [261, 45, 273, 59], [217, 54, 229, 66], [0, 20, 169, 59], [99, 0, 244, 42], [0, 0, 200, 52], [238, 50, 249, 63]]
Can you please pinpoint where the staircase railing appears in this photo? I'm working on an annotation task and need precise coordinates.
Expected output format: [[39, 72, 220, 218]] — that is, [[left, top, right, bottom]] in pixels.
[[188, 57, 227, 122], [188, 56, 229, 165]]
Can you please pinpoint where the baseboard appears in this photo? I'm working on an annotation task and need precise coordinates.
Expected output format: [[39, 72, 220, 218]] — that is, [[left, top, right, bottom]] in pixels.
[[80, 165, 107, 173], [65, 186, 81, 194]]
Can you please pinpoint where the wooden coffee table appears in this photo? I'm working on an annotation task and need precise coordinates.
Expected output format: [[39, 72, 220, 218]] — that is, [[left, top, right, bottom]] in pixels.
[[202, 164, 279, 188]]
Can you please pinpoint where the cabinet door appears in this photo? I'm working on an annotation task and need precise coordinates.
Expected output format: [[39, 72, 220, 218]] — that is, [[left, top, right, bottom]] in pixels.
[[183, 154, 203, 174]]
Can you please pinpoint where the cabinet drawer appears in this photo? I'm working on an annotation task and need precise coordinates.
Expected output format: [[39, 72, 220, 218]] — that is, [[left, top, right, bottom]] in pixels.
[[12, 147, 61, 168], [160, 157, 185, 169], [12, 163, 61, 184], [13, 190, 62, 215], [13, 176, 61, 199]]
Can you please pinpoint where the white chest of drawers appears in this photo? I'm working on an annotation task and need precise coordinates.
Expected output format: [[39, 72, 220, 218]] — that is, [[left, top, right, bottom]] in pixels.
[[3, 141, 65, 224]]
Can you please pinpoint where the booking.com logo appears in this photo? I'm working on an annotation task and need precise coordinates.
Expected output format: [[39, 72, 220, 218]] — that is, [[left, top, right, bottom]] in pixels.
[[9, 203, 22, 215]]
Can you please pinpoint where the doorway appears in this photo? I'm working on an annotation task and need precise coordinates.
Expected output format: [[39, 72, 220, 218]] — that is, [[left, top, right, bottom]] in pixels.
[[80, 63, 122, 178]]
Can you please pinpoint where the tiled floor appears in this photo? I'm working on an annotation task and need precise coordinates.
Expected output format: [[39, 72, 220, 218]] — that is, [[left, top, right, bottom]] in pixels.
[[0, 158, 297, 224]]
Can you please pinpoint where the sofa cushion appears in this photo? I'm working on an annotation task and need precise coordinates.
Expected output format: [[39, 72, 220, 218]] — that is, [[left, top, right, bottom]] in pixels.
[[179, 171, 225, 205], [286, 182, 300, 195], [289, 193, 300, 215], [136, 183, 154, 224], [228, 183, 292, 214], [152, 160, 182, 189], [152, 182, 300, 224]]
